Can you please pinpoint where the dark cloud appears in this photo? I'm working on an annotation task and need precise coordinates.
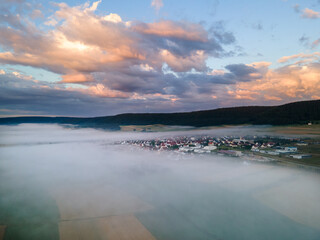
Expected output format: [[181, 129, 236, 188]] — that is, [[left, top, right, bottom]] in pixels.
[[226, 64, 257, 76], [0, 73, 225, 116], [293, 4, 300, 13], [208, 21, 236, 45], [140, 35, 223, 58], [206, 64, 259, 84], [299, 34, 309, 47], [0, 74, 166, 116], [252, 23, 263, 31]]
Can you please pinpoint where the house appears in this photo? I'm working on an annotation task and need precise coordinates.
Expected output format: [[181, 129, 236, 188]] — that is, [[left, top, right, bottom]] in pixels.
[[194, 149, 206, 154], [218, 150, 242, 157], [230, 143, 238, 148], [266, 151, 280, 156], [290, 154, 312, 159], [285, 147, 298, 152], [203, 145, 217, 151], [267, 142, 275, 147], [276, 149, 291, 154], [251, 146, 260, 152], [296, 142, 308, 146]]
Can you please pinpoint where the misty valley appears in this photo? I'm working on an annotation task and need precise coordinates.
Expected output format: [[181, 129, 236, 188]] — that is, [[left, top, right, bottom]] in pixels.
[[0, 124, 320, 240]]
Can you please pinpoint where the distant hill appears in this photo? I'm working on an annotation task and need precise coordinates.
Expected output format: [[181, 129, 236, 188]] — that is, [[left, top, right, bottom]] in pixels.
[[0, 100, 319, 130]]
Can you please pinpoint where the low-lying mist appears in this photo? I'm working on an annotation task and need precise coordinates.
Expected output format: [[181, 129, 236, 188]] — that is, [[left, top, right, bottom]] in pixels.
[[0, 124, 319, 240]]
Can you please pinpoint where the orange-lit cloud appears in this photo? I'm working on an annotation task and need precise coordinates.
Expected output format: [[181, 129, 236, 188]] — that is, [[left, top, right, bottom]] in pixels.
[[278, 52, 320, 63], [61, 73, 94, 83], [229, 60, 320, 102], [1, 0, 319, 117], [301, 8, 320, 19], [132, 20, 208, 42], [0, 0, 226, 84], [86, 84, 130, 98]]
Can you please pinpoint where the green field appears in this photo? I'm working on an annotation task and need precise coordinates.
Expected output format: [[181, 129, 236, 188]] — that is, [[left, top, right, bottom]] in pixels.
[[0, 181, 60, 239]]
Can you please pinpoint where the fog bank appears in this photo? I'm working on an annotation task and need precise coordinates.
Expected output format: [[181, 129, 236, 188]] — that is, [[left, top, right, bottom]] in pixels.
[[0, 124, 319, 240]]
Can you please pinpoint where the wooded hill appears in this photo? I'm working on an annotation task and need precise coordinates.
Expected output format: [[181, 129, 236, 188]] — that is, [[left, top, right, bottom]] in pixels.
[[1, 100, 319, 130]]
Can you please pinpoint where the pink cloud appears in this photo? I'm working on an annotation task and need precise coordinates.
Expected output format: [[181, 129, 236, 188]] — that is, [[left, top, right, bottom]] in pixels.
[[278, 52, 320, 63], [86, 84, 130, 98], [61, 73, 94, 83], [311, 39, 320, 49], [151, 0, 163, 12], [301, 8, 320, 19], [7, 0, 318, 111], [0, 1, 217, 78], [160, 49, 207, 72], [133, 20, 208, 42]]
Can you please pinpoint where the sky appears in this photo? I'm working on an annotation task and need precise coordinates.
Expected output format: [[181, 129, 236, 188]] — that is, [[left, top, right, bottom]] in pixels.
[[0, 0, 320, 117]]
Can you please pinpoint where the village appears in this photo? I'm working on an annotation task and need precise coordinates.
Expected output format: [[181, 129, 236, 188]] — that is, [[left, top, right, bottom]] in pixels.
[[121, 135, 314, 160]]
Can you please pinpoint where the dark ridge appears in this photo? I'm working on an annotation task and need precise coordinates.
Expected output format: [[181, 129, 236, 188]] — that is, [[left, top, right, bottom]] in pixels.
[[0, 99, 319, 130]]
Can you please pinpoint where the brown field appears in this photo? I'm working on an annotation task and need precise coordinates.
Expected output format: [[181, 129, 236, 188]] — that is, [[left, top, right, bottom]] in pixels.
[[120, 124, 194, 132], [254, 174, 320, 230], [269, 124, 320, 135], [59, 215, 156, 240], [51, 184, 153, 221], [0, 226, 6, 240], [52, 183, 156, 239], [120, 124, 164, 132]]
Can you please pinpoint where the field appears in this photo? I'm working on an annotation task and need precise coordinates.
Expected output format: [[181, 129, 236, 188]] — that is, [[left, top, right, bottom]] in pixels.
[[51, 184, 153, 221], [0, 226, 6, 240], [254, 173, 320, 230], [59, 215, 156, 240], [120, 124, 194, 132], [268, 124, 320, 135]]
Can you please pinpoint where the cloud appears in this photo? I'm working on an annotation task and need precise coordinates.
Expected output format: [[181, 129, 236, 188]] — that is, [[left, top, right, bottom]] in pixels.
[[252, 23, 263, 31], [225, 64, 258, 77], [311, 38, 320, 49], [0, 71, 214, 116], [86, 84, 130, 98], [278, 52, 320, 63], [293, 4, 300, 13], [208, 21, 236, 45], [2, 1, 318, 116], [301, 8, 320, 19], [151, 0, 163, 12], [0, 0, 235, 98], [1, 55, 319, 116], [159, 49, 207, 72], [299, 35, 309, 46], [87, 0, 102, 12], [0, 1, 231, 76], [228, 59, 320, 103], [60, 73, 94, 83], [133, 20, 207, 42], [207, 63, 260, 84], [102, 13, 123, 23]]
